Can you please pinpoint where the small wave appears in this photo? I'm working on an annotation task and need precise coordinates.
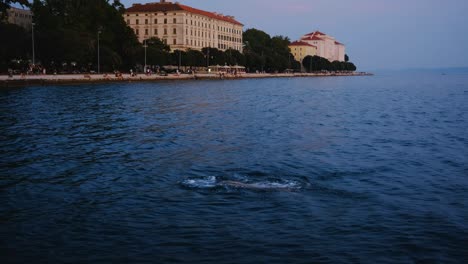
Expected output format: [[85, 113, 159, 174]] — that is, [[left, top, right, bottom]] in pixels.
[[221, 180, 302, 190], [181, 176, 217, 188], [181, 176, 303, 191]]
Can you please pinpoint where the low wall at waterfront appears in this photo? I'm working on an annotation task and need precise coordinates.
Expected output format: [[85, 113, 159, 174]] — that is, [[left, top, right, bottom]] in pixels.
[[0, 72, 373, 88]]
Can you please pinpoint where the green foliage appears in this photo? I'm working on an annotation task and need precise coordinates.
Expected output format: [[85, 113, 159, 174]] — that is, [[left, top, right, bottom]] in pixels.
[[0, 23, 30, 71], [145, 37, 170, 52], [243, 28, 298, 72], [345, 54, 349, 62], [302, 56, 357, 72], [28, 0, 140, 72]]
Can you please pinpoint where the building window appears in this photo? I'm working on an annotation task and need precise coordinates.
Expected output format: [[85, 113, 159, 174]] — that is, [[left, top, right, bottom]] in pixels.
[[164, 28, 167, 35], [173, 39, 176, 45], [154, 29, 158, 34], [136, 19, 139, 25], [164, 19, 167, 24], [173, 18, 176, 24], [145, 19, 148, 24], [154, 19, 157, 24], [127, 19, 130, 24], [145, 29, 148, 35], [136, 29, 139, 35], [173, 28, 176, 34]]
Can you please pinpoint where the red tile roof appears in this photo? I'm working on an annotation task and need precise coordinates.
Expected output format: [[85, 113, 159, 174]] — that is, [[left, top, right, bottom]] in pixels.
[[126, 2, 243, 26], [301, 36, 324, 41], [289, 41, 317, 48], [335, 41, 344, 45], [305, 30, 326, 36]]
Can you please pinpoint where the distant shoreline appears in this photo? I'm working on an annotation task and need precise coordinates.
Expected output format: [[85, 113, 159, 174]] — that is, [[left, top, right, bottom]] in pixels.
[[0, 72, 373, 88]]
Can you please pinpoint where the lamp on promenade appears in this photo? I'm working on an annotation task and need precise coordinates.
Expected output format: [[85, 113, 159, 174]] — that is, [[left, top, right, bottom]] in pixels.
[[98, 29, 101, 74], [178, 50, 181, 71], [206, 48, 210, 69], [31, 22, 35, 66], [143, 39, 148, 73]]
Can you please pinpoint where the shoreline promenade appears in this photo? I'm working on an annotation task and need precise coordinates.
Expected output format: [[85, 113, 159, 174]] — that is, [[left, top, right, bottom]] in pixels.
[[0, 72, 373, 88]]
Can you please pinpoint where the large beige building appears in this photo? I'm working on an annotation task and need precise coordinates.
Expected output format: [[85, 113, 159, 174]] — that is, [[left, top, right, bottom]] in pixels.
[[289, 41, 317, 63], [124, 0, 243, 52], [300, 31, 345, 62], [4, 7, 32, 30]]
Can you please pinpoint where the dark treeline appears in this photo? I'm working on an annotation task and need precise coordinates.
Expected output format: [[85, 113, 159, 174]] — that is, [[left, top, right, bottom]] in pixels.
[[303, 55, 357, 72], [0, 0, 357, 73]]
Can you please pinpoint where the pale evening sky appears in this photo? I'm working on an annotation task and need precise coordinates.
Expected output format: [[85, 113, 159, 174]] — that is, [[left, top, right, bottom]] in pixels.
[[124, 0, 468, 70]]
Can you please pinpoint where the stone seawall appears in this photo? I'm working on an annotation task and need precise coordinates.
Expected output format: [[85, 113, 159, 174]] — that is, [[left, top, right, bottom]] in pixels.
[[0, 72, 373, 88]]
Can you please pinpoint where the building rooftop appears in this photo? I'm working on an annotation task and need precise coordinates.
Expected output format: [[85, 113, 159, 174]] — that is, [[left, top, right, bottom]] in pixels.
[[289, 41, 317, 48], [301, 36, 324, 41], [305, 31, 326, 36], [126, 2, 243, 26]]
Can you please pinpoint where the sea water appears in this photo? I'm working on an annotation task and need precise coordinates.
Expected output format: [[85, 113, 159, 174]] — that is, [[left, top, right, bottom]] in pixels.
[[1, 71, 467, 263]]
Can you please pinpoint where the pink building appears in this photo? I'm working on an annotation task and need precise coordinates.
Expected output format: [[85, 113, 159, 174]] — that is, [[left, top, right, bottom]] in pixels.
[[300, 31, 345, 62]]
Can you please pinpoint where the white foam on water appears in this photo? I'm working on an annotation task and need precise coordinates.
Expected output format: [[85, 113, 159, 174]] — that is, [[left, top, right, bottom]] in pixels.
[[245, 180, 301, 190], [219, 180, 302, 190], [181, 176, 217, 188], [181, 176, 303, 191]]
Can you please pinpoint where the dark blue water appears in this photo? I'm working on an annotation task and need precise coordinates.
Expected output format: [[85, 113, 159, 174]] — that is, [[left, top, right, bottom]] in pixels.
[[1, 72, 468, 263]]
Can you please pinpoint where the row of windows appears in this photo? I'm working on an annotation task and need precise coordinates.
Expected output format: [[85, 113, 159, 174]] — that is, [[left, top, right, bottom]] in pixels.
[[127, 12, 176, 17], [11, 12, 32, 18], [134, 27, 240, 40], [130, 18, 177, 25], [219, 35, 242, 43], [135, 27, 243, 45], [135, 28, 177, 35], [128, 18, 241, 35], [218, 43, 241, 51]]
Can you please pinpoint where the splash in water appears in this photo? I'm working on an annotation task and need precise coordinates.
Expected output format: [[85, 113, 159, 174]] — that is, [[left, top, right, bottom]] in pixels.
[[181, 176, 302, 191]]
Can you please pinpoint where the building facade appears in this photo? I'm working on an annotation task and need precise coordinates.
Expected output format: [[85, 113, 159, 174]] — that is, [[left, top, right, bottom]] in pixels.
[[124, 0, 243, 52], [299, 31, 345, 62], [4, 7, 32, 30], [289, 41, 317, 64]]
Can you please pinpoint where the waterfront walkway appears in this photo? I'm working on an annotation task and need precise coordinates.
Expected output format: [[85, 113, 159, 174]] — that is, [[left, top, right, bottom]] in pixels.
[[0, 72, 372, 87]]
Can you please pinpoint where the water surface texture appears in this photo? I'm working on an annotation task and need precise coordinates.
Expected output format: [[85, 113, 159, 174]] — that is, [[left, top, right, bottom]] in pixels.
[[1, 73, 468, 263]]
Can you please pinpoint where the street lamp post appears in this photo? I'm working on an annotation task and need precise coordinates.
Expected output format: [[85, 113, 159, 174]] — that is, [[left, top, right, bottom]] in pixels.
[[206, 48, 210, 69], [98, 30, 101, 74], [143, 39, 148, 73], [31, 22, 35, 66], [178, 50, 181, 71]]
